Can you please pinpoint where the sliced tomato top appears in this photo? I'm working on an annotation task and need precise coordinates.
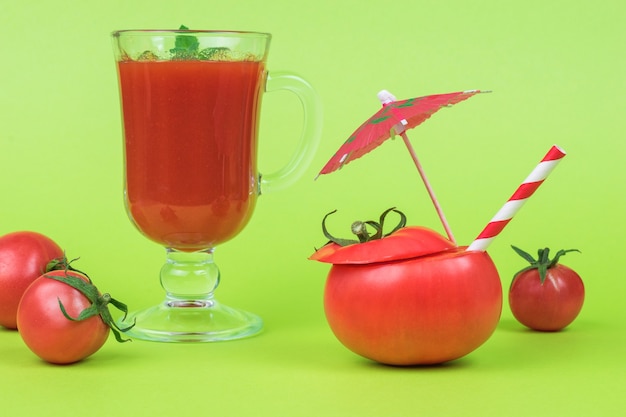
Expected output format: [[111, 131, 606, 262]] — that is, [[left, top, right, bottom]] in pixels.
[[310, 226, 456, 264]]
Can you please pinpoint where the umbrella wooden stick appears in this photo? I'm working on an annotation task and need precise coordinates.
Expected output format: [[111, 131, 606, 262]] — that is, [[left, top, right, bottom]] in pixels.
[[399, 132, 457, 245]]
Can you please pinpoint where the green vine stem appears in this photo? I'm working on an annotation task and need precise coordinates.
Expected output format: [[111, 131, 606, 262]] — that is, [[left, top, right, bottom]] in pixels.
[[322, 207, 407, 247], [511, 245, 581, 284], [45, 271, 135, 343], [46, 255, 91, 279]]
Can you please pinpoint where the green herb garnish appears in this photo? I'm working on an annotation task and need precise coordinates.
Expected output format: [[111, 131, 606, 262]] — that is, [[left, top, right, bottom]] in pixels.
[[171, 25, 200, 59], [169, 25, 232, 60]]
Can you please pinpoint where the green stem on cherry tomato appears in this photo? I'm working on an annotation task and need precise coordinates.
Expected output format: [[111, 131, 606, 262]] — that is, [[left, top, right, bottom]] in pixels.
[[322, 207, 407, 247], [511, 245, 581, 284], [46, 254, 91, 280], [45, 272, 135, 343]]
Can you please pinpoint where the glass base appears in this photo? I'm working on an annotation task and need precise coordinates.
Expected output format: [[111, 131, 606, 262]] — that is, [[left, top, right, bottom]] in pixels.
[[118, 299, 263, 343]]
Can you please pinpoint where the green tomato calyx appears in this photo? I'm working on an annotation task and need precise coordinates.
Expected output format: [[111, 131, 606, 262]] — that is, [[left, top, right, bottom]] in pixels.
[[322, 207, 407, 247], [511, 245, 580, 284], [44, 266, 135, 343], [46, 254, 91, 278]]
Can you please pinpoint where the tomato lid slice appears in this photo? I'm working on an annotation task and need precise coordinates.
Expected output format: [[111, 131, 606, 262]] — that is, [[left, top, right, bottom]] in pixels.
[[309, 226, 456, 264]]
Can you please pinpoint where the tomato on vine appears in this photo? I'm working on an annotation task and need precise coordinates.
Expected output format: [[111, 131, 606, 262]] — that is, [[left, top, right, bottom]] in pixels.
[[17, 268, 135, 364], [509, 246, 584, 331]]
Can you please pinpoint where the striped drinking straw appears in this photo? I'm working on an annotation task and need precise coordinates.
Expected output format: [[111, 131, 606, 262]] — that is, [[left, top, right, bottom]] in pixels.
[[466, 145, 566, 252]]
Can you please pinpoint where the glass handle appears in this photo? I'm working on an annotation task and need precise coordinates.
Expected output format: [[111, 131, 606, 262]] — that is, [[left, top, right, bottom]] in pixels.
[[260, 72, 323, 194]]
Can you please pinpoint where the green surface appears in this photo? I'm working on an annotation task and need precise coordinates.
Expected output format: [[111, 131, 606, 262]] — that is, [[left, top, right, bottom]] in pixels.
[[1, 0, 624, 416]]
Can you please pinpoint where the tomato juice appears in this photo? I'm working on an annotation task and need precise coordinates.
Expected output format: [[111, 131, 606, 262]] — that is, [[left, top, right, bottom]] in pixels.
[[117, 59, 266, 250]]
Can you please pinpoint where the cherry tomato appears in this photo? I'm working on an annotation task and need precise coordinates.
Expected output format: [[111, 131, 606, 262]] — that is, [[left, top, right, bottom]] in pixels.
[[311, 209, 502, 365], [0, 231, 64, 329], [17, 270, 133, 364], [509, 246, 584, 331]]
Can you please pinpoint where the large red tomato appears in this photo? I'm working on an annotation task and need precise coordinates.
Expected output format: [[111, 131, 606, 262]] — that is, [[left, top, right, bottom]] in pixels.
[[509, 246, 584, 331], [17, 269, 134, 364], [17, 270, 110, 364], [0, 231, 64, 329], [312, 211, 502, 366]]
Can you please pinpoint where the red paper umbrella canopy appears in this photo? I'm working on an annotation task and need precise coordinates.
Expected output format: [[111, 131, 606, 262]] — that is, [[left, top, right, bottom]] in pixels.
[[317, 90, 483, 176]]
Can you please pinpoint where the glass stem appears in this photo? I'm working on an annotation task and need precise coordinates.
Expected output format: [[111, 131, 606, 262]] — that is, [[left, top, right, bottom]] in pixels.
[[160, 248, 220, 307]]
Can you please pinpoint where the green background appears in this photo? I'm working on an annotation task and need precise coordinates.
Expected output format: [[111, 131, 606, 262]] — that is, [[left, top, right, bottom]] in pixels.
[[1, 0, 624, 416]]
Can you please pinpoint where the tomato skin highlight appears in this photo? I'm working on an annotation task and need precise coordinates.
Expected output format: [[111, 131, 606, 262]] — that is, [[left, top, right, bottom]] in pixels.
[[323, 248, 502, 365], [509, 264, 584, 331], [0, 231, 64, 329], [16, 270, 110, 364]]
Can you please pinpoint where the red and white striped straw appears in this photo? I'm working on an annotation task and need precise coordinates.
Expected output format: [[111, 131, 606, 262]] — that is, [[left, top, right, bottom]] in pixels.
[[466, 145, 566, 252]]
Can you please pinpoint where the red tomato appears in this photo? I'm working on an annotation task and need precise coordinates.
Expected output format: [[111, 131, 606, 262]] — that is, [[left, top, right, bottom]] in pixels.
[[509, 247, 584, 331], [313, 225, 502, 366], [0, 231, 64, 329], [16, 270, 110, 364]]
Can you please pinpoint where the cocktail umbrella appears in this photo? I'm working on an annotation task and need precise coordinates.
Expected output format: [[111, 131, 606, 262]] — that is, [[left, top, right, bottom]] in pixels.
[[317, 89, 489, 244]]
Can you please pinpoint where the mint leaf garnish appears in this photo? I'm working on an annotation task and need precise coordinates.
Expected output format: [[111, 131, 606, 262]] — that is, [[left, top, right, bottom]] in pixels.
[[171, 25, 199, 59], [167, 25, 233, 60]]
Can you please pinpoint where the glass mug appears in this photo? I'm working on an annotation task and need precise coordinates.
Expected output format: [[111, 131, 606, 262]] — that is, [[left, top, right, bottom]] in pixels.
[[111, 30, 322, 342]]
